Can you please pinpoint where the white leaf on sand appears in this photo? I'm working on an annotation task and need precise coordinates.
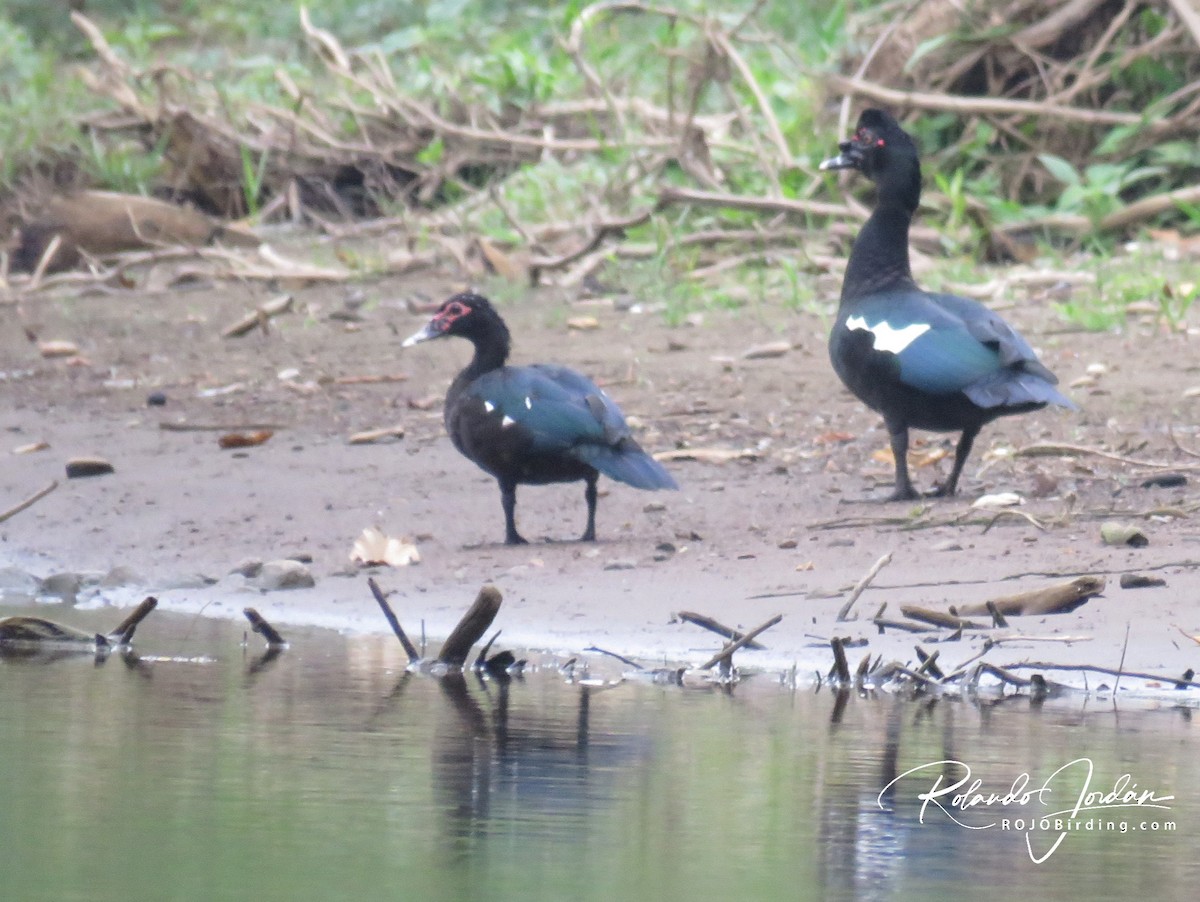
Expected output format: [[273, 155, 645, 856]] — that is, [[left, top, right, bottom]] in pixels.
[[971, 492, 1023, 509], [350, 527, 420, 567]]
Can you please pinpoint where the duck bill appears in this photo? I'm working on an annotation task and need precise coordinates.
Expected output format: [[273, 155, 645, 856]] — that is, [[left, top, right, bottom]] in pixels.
[[401, 321, 440, 347], [819, 141, 864, 172]]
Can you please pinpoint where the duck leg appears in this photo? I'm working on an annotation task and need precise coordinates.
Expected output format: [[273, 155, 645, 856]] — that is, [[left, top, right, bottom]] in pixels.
[[580, 473, 598, 542], [884, 418, 921, 502], [933, 423, 981, 497], [498, 477, 528, 545]]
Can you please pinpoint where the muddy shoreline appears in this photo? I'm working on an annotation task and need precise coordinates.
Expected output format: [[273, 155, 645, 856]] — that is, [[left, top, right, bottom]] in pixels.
[[4, 265, 1200, 692]]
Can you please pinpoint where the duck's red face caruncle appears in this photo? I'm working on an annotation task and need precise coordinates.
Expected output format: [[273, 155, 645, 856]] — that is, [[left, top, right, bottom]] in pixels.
[[402, 294, 484, 346]]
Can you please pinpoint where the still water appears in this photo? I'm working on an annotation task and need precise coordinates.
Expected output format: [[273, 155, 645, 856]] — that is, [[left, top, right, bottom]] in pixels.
[[1, 607, 1196, 902]]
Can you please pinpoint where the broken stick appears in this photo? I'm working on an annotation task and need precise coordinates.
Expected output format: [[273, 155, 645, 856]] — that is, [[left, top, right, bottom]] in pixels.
[[438, 585, 503, 668], [110, 596, 158, 644], [698, 613, 782, 670]]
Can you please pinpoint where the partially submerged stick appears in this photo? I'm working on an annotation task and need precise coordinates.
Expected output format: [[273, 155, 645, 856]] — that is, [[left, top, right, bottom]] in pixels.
[[367, 577, 420, 664], [438, 585, 503, 668], [698, 613, 782, 671], [110, 596, 158, 644], [243, 608, 287, 648]]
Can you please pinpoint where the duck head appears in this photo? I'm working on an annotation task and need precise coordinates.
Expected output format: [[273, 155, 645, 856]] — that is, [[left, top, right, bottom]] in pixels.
[[820, 109, 921, 211], [402, 292, 505, 346]]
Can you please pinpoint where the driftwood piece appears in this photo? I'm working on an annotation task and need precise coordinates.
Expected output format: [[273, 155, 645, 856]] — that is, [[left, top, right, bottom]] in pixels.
[[676, 610, 766, 650], [438, 585, 503, 668], [957, 576, 1105, 617], [915, 647, 944, 680], [243, 608, 287, 647], [900, 606, 983, 630], [367, 577, 420, 664], [698, 613, 782, 671]]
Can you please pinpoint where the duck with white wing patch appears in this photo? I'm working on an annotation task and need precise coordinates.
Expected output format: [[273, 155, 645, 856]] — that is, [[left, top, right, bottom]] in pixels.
[[821, 109, 1077, 501]]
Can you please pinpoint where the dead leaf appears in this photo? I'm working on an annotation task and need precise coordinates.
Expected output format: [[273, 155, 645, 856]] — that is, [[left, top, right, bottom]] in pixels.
[[350, 527, 420, 567], [12, 442, 49, 455], [218, 430, 274, 449], [39, 340, 79, 358], [348, 425, 406, 445], [567, 316, 600, 331]]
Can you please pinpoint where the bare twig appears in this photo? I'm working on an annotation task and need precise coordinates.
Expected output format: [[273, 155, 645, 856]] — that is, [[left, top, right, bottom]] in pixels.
[[0, 480, 59, 524]]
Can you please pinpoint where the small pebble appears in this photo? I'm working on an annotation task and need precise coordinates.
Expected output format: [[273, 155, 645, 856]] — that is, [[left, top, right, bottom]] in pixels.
[[932, 540, 963, 552], [147, 392, 167, 407], [251, 559, 316, 591]]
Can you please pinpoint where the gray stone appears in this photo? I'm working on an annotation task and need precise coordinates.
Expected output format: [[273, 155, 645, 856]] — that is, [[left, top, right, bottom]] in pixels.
[[251, 559, 316, 591]]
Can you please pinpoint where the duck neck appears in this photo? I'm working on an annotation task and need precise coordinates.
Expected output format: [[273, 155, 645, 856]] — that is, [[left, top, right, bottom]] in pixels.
[[840, 154, 922, 304], [840, 202, 917, 303], [453, 318, 511, 393]]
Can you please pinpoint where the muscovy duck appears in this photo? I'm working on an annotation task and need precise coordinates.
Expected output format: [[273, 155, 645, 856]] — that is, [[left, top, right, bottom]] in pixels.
[[820, 109, 1076, 500], [403, 292, 678, 544]]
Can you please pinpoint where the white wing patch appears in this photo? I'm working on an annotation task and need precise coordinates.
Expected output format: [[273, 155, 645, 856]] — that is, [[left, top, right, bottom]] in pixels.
[[846, 315, 931, 354], [501, 415, 516, 428], [524, 396, 533, 410], [483, 401, 495, 413]]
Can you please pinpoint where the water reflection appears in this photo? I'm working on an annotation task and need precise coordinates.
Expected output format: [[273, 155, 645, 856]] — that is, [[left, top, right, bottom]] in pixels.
[[0, 607, 1196, 902]]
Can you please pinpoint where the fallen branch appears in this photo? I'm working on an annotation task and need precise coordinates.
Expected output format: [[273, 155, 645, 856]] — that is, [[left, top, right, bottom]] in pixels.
[[675, 610, 766, 649], [0, 479, 59, 525], [829, 636, 852, 684]]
